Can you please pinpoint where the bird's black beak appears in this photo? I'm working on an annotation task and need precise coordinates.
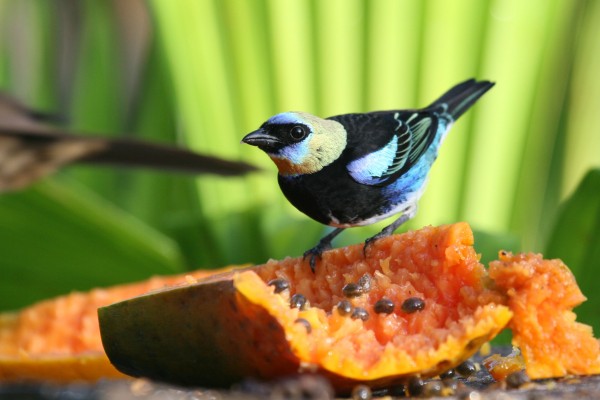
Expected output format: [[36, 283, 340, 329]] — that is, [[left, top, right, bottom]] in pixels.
[[241, 129, 281, 151]]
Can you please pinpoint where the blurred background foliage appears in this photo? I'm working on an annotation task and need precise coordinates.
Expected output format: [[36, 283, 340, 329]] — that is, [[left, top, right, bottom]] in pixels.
[[0, 0, 599, 328]]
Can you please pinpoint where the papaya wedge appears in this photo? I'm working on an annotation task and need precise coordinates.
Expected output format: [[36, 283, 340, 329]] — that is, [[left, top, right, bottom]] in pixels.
[[99, 223, 513, 392]]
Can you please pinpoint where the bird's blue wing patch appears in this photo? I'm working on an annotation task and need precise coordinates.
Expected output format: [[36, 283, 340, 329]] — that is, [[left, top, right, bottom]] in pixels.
[[347, 135, 400, 185], [346, 112, 438, 186]]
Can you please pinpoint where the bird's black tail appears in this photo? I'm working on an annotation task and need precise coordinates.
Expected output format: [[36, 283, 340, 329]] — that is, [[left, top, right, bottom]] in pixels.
[[428, 79, 494, 120]]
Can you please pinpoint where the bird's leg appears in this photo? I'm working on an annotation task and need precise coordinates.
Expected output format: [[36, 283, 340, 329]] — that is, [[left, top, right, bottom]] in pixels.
[[304, 227, 345, 272], [363, 206, 417, 256]]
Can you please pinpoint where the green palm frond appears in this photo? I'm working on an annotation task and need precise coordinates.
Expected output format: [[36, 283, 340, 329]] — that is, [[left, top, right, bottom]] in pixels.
[[0, 0, 599, 313]]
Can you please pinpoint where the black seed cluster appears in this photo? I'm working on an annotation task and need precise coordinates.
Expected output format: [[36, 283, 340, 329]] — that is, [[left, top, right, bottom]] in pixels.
[[351, 307, 369, 321], [373, 298, 395, 314], [401, 297, 425, 313], [290, 293, 307, 310], [407, 375, 465, 398], [267, 278, 289, 293], [350, 358, 484, 398], [336, 300, 353, 316]]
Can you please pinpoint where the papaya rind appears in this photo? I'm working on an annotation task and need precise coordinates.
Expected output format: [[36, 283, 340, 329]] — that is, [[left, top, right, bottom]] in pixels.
[[99, 278, 300, 387]]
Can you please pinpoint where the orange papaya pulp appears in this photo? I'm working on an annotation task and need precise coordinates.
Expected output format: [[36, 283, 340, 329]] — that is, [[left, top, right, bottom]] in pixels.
[[489, 252, 600, 378]]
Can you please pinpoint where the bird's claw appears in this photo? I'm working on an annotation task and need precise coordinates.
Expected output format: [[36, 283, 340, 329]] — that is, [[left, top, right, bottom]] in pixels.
[[303, 241, 334, 273], [303, 250, 319, 273], [303, 228, 344, 272]]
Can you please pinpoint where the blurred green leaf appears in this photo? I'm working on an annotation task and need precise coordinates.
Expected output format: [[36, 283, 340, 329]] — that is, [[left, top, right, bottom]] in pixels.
[[544, 169, 600, 331], [0, 180, 185, 312], [545, 169, 600, 275], [260, 208, 325, 262], [473, 229, 521, 266], [490, 329, 513, 346]]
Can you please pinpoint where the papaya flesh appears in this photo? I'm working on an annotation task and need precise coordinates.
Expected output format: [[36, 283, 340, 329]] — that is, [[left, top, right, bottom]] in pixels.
[[0, 268, 237, 382], [489, 252, 600, 379], [99, 223, 513, 392]]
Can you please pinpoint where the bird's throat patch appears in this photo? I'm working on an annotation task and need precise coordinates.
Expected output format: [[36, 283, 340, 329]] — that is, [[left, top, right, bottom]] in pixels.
[[270, 155, 316, 175]]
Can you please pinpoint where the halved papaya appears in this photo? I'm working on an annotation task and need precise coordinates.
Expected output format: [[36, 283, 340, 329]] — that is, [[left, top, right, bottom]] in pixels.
[[0, 268, 236, 382], [489, 251, 600, 379], [99, 223, 513, 392], [5, 222, 598, 390]]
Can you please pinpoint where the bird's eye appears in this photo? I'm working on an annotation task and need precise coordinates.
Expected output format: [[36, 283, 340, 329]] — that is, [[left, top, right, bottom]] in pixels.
[[290, 126, 307, 140]]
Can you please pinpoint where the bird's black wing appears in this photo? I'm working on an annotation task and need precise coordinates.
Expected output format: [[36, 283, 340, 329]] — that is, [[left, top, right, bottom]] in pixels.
[[329, 110, 440, 186]]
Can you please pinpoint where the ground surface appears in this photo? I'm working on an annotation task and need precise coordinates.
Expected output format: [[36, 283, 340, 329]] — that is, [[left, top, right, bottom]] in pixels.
[[2, 348, 600, 399]]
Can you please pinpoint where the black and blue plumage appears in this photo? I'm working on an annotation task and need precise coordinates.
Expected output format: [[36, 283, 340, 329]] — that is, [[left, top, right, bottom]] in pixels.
[[242, 79, 494, 270]]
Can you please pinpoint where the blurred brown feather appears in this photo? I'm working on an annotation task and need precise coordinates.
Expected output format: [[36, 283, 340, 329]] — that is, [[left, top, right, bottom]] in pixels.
[[0, 93, 259, 192]]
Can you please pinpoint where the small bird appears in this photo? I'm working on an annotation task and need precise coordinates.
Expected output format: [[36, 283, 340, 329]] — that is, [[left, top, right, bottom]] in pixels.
[[242, 79, 494, 270]]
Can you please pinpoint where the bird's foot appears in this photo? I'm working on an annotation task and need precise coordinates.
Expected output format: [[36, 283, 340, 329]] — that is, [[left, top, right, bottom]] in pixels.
[[362, 212, 413, 257], [303, 245, 329, 273], [303, 228, 345, 272]]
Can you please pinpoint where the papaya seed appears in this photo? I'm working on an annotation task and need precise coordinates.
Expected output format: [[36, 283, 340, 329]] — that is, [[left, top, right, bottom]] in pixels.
[[373, 298, 395, 314], [268, 278, 290, 294], [290, 294, 308, 310], [439, 368, 456, 379], [401, 297, 425, 313], [336, 300, 353, 316], [407, 376, 425, 396], [351, 384, 372, 400], [342, 283, 363, 298], [294, 318, 312, 334], [351, 307, 369, 321], [456, 360, 477, 377]]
